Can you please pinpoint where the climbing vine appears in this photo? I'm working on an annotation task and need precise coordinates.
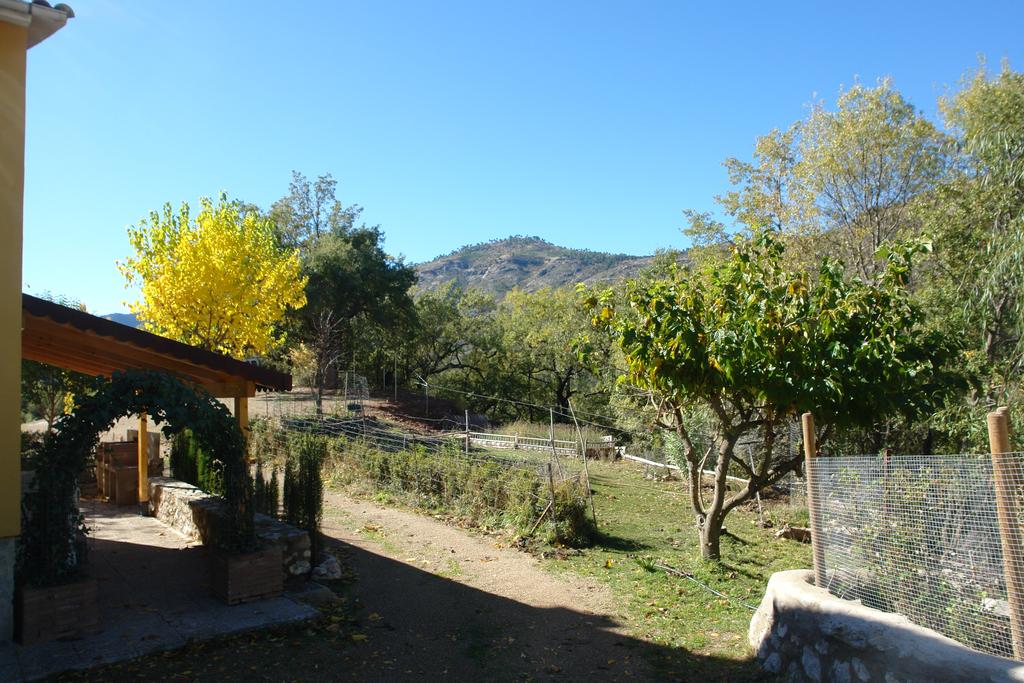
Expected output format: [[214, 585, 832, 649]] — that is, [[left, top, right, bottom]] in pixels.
[[18, 369, 254, 586]]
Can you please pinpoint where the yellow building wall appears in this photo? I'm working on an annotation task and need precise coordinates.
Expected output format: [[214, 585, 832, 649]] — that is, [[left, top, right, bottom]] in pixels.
[[0, 21, 28, 539]]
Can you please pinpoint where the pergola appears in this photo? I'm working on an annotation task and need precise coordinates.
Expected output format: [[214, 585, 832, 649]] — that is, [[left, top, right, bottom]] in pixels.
[[21, 293, 291, 501]]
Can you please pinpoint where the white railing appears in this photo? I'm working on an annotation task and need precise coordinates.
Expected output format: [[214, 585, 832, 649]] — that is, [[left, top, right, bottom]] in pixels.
[[621, 452, 748, 484], [467, 431, 578, 455]]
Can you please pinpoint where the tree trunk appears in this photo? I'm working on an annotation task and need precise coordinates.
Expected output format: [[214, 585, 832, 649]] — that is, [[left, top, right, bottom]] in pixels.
[[314, 367, 325, 419], [698, 426, 739, 562], [700, 513, 724, 561]]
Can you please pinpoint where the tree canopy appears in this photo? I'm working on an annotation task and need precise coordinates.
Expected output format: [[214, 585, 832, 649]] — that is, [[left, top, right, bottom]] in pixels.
[[585, 228, 964, 559], [119, 193, 307, 358], [267, 172, 417, 408]]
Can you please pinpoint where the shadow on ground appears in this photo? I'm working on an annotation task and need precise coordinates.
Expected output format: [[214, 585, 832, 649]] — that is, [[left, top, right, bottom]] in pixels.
[[315, 535, 768, 682], [52, 532, 771, 682], [12, 500, 314, 682]]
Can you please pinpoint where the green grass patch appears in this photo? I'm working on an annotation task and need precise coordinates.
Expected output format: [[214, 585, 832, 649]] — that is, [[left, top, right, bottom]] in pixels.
[[545, 460, 811, 680]]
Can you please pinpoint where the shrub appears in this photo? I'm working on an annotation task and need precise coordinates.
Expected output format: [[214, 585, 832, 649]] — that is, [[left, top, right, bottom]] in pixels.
[[170, 428, 223, 495], [284, 433, 326, 566], [247, 417, 282, 465], [253, 459, 279, 518], [323, 437, 594, 546], [549, 480, 596, 547]]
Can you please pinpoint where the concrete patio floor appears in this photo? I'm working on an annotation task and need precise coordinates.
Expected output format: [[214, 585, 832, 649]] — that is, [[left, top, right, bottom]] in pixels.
[[2, 498, 317, 682]]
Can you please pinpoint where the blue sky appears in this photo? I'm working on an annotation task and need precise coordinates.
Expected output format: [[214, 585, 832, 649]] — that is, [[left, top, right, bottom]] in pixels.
[[21, 1, 1024, 313]]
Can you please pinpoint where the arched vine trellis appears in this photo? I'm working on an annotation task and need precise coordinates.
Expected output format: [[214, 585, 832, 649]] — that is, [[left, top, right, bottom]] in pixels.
[[18, 369, 254, 586]]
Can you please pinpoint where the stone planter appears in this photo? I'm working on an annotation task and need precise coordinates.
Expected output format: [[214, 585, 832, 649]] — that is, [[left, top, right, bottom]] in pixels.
[[150, 478, 311, 578], [16, 576, 99, 645], [210, 545, 283, 605]]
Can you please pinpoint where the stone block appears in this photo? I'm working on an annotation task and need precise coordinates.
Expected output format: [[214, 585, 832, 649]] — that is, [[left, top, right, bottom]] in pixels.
[[149, 477, 310, 578], [749, 570, 1024, 682]]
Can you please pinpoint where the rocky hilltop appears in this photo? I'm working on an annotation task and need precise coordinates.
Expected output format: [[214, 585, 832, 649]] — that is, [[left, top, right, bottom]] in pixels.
[[414, 236, 656, 297]]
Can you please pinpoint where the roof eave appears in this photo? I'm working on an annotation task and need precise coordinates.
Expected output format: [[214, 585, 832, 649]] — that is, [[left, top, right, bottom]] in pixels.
[[22, 294, 293, 394], [0, 0, 73, 49]]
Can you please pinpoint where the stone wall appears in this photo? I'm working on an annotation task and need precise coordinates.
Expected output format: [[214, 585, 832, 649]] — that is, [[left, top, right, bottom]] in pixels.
[[749, 570, 1024, 682], [149, 477, 311, 578]]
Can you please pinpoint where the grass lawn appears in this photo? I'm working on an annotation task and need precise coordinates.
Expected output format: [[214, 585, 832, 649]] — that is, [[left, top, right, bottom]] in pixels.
[[545, 460, 811, 680]]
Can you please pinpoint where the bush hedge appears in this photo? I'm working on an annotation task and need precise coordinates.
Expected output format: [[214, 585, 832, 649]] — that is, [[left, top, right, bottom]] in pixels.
[[323, 437, 594, 547], [284, 432, 326, 565], [170, 427, 224, 496], [253, 460, 280, 518]]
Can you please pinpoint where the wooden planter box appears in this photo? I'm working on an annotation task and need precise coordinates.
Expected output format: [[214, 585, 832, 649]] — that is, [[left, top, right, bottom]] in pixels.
[[16, 576, 99, 645], [210, 545, 283, 605]]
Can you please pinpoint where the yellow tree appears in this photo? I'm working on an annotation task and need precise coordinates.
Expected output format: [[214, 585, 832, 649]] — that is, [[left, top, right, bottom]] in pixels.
[[119, 193, 307, 358]]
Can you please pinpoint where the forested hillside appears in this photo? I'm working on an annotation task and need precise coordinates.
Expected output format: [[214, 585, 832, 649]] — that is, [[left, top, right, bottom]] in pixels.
[[414, 236, 662, 297]]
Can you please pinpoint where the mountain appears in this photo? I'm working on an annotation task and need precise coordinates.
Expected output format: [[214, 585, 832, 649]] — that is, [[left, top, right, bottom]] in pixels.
[[102, 312, 141, 328], [414, 236, 659, 297]]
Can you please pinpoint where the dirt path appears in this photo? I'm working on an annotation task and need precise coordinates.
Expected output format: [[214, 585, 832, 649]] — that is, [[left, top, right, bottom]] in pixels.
[[321, 491, 655, 681]]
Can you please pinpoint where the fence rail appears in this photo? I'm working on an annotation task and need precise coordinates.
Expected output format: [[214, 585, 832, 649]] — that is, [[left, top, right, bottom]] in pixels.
[[467, 431, 578, 455], [620, 453, 751, 485]]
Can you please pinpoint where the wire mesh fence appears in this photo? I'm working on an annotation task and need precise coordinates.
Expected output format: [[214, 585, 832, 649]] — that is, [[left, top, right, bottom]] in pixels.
[[810, 452, 1024, 660], [244, 405, 595, 545]]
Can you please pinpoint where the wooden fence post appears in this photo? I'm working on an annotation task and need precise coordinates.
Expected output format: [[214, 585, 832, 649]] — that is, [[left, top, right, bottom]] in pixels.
[[137, 412, 149, 506], [568, 400, 598, 527], [988, 407, 1024, 660], [802, 412, 827, 588], [547, 463, 557, 530], [465, 410, 470, 455]]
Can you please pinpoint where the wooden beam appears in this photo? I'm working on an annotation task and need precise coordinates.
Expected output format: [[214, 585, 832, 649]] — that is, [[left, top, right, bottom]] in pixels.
[[25, 339, 252, 399], [204, 380, 256, 399], [23, 319, 236, 385], [138, 412, 149, 504], [989, 408, 1024, 660], [234, 396, 249, 443], [21, 297, 293, 391], [21, 345, 113, 377], [23, 331, 213, 379]]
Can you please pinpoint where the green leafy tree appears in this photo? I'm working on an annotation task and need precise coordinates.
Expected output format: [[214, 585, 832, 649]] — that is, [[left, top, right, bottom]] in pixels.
[[21, 361, 92, 432], [404, 283, 498, 383], [500, 287, 610, 416], [798, 80, 951, 279], [688, 80, 950, 279], [585, 228, 963, 560], [271, 173, 417, 410], [916, 62, 1024, 447], [269, 171, 361, 248], [300, 229, 416, 400]]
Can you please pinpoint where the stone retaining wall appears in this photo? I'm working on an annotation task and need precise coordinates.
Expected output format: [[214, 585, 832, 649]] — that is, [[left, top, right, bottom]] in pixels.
[[749, 570, 1024, 682], [149, 477, 311, 577]]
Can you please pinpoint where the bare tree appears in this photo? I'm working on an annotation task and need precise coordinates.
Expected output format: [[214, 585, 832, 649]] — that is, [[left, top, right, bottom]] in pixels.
[[309, 309, 344, 417]]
